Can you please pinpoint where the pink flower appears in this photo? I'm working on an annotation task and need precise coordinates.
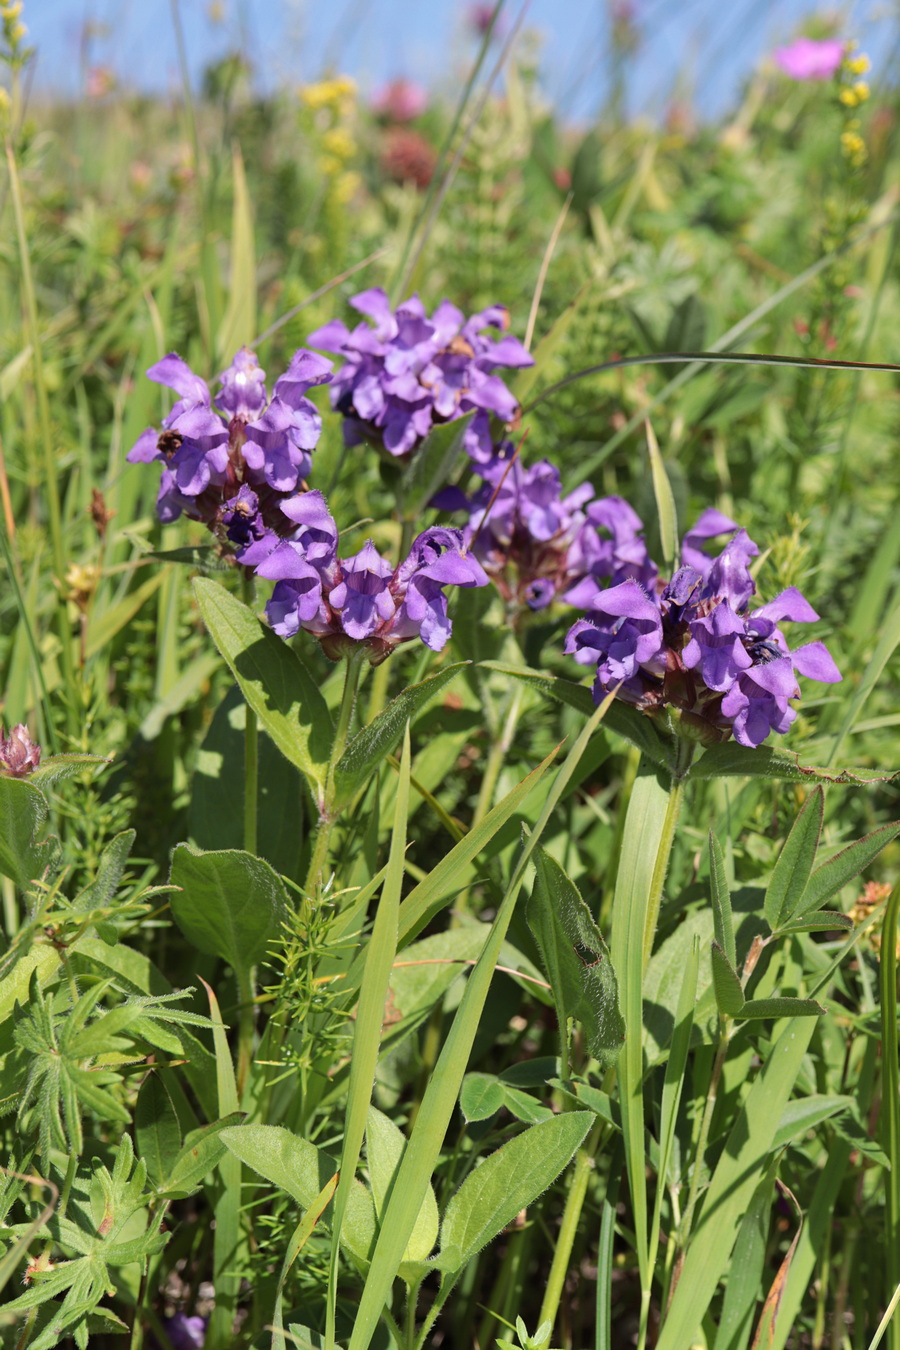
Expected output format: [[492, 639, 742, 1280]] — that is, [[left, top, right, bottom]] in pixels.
[[371, 79, 428, 123], [773, 37, 844, 81]]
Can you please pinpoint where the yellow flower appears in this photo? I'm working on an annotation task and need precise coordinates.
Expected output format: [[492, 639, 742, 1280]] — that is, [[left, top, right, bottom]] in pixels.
[[853, 80, 870, 101], [1, 0, 22, 18], [847, 53, 870, 75], [317, 153, 343, 178], [839, 87, 859, 107], [323, 126, 355, 160], [334, 171, 361, 204], [840, 129, 867, 165]]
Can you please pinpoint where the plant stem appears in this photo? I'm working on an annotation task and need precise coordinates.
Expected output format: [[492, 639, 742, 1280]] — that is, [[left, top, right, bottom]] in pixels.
[[881, 882, 900, 1350], [240, 570, 258, 856], [304, 648, 367, 897], [235, 966, 256, 1101], [457, 686, 523, 915], [539, 1122, 603, 1331], [6, 138, 77, 709]]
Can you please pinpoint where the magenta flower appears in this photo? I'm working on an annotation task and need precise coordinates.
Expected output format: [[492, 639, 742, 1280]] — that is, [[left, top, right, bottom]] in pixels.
[[371, 78, 429, 122], [773, 37, 844, 81], [0, 724, 41, 778], [127, 346, 332, 546], [246, 492, 489, 663], [307, 290, 532, 463], [565, 508, 842, 748]]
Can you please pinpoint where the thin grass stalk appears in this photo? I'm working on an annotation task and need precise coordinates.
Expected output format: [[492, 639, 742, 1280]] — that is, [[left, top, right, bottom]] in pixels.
[[201, 978, 242, 1350], [389, 0, 508, 302], [396, 5, 527, 300], [538, 1121, 602, 1332], [240, 569, 259, 857], [5, 140, 76, 705], [881, 883, 900, 1350], [0, 521, 56, 753], [524, 191, 574, 351], [304, 647, 367, 896], [325, 726, 410, 1350]]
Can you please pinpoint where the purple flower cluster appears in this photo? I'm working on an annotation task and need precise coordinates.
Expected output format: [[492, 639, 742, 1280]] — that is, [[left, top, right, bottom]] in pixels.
[[566, 506, 842, 748], [0, 724, 41, 777], [307, 289, 533, 463], [240, 491, 489, 663], [435, 446, 658, 615], [127, 347, 333, 546]]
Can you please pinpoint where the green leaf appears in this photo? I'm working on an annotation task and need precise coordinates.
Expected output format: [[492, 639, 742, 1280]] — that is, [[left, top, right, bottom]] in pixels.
[[169, 846, 288, 981], [29, 754, 108, 787], [772, 1095, 854, 1151], [793, 819, 900, 919], [193, 577, 333, 797], [527, 846, 625, 1069], [708, 832, 735, 969], [220, 1123, 377, 1263], [764, 788, 824, 931], [439, 1113, 593, 1274], [216, 144, 256, 365], [655, 1018, 818, 1350], [135, 1074, 182, 1186], [691, 743, 897, 784], [190, 684, 305, 878], [772, 911, 852, 936], [366, 1107, 439, 1263], [459, 1072, 505, 1123], [481, 662, 671, 769], [645, 419, 677, 574], [331, 664, 467, 810], [712, 1161, 778, 1350], [738, 997, 826, 1020], [710, 942, 744, 1017], [162, 1114, 244, 1196], [73, 830, 135, 913], [400, 412, 475, 519], [0, 775, 56, 888]]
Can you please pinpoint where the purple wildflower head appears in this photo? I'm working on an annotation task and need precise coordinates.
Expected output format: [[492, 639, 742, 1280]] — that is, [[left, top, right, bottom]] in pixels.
[[126, 346, 333, 547], [773, 36, 844, 81], [246, 493, 488, 663], [161, 1313, 207, 1350], [0, 724, 41, 778], [565, 506, 841, 749], [371, 78, 429, 122], [307, 290, 533, 464]]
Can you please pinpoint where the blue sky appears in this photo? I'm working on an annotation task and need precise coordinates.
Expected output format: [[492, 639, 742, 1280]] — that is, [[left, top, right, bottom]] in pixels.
[[31, 1, 897, 122]]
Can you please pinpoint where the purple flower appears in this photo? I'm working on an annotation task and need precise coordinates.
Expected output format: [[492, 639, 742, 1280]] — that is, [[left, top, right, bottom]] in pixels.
[[246, 494, 488, 662], [126, 346, 332, 545], [161, 1313, 207, 1350], [0, 724, 41, 777], [565, 506, 842, 749], [774, 37, 844, 81], [307, 290, 532, 464]]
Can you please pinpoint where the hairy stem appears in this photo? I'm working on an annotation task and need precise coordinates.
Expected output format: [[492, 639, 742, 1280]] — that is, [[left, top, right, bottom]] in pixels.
[[304, 648, 367, 897], [241, 570, 259, 856]]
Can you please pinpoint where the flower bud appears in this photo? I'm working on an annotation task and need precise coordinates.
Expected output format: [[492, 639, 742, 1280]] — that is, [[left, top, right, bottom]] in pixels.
[[0, 723, 41, 777]]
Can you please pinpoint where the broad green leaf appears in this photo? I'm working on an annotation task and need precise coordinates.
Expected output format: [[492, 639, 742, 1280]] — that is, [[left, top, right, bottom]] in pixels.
[[366, 1107, 439, 1262], [216, 144, 256, 365], [712, 1160, 778, 1350], [691, 743, 897, 785], [162, 1114, 244, 1196], [708, 832, 735, 968], [711, 942, 744, 1017], [655, 1017, 817, 1350], [738, 997, 825, 1020], [527, 845, 625, 1069], [170, 846, 288, 981], [439, 1112, 593, 1274], [0, 775, 55, 888], [645, 419, 677, 573], [764, 788, 824, 931], [459, 1072, 505, 1123], [773, 911, 852, 935], [203, 980, 241, 1349], [481, 661, 671, 769], [771, 1094, 853, 1151], [135, 1074, 181, 1186], [190, 684, 305, 878], [221, 1123, 377, 1263], [193, 577, 332, 795], [498, 1084, 554, 1124], [332, 664, 466, 810], [792, 820, 900, 920], [400, 412, 474, 518]]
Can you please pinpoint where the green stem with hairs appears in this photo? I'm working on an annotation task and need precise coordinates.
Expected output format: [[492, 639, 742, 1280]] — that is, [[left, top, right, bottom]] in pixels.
[[304, 648, 367, 896], [881, 882, 900, 1350], [241, 570, 259, 856], [538, 1122, 605, 1331]]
